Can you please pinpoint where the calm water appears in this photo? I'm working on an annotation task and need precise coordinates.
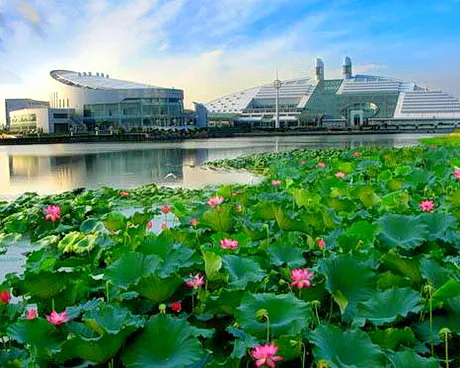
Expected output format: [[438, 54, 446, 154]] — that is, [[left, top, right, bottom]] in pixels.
[[0, 134, 437, 199]]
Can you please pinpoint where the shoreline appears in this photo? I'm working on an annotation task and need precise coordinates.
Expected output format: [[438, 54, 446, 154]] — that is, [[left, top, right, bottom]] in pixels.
[[0, 127, 450, 146]]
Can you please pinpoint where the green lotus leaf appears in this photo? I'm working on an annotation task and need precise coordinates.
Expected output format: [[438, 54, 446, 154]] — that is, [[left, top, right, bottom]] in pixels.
[[122, 315, 206, 367], [291, 188, 321, 208], [421, 258, 451, 289], [380, 191, 410, 211], [235, 293, 310, 339], [135, 275, 182, 303], [202, 251, 222, 282], [104, 252, 161, 288], [222, 255, 264, 289], [353, 185, 381, 208], [337, 220, 378, 250], [431, 280, 460, 307], [205, 289, 245, 315], [267, 241, 306, 268], [355, 288, 423, 326], [377, 214, 428, 249], [320, 255, 376, 320], [14, 271, 73, 299], [58, 231, 98, 254], [310, 324, 384, 367], [83, 303, 143, 335], [102, 211, 127, 232], [387, 351, 440, 368], [201, 205, 233, 232], [80, 218, 106, 234], [381, 253, 422, 282], [419, 213, 457, 242], [226, 327, 259, 359], [7, 319, 62, 354], [368, 327, 415, 350]]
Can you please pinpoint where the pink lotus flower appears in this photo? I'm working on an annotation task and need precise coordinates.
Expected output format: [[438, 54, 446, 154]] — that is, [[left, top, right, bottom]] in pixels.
[[161, 223, 168, 230], [250, 343, 283, 368], [317, 162, 326, 168], [352, 151, 361, 157], [208, 196, 224, 208], [46, 311, 70, 326], [454, 168, 460, 181], [190, 218, 199, 227], [26, 308, 38, 320], [185, 274, 205, 289], [236, 204, 243, 212], [335, 172, 346, 179], [0, 290, 10, 304], [290, 268, 314, 289], [120, 191, 129, 197], [271, 180, 281, 186], [220, 238, 238, 250], [170, 301, 181, 313], [146, 220, 153, 230], [300, 160, 306, 165], [419, 200, 435, 212], [161, 205, 171, 214], [43, 205, 61, 222], [317, 238, 325, 249]]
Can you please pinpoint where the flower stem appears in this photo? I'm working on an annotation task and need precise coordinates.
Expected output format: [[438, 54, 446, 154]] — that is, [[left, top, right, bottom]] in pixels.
[[301, 342, 306, 368], [445, 332, 449, 368], [266, 315, 270, 344], [51, 298, 55, 311], [105, 281, 110, 302], [428, 286, 434, 356]]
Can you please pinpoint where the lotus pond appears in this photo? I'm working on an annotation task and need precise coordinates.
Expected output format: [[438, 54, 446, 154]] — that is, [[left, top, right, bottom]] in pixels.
[[0, 143, 460, 367]]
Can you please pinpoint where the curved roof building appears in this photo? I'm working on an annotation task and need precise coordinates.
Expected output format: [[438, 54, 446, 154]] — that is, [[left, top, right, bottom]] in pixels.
[[49, 70, 189, 130], [206, 57, 460, 127]]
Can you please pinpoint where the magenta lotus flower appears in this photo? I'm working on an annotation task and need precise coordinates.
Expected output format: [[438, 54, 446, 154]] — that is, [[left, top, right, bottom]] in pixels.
[[317, 162, 326, 168], [352, 151, 361, 157], [335, 171, 346, 179], [250, 343, 283, 368], [161, 205, 171, 214], [208, 196, 224, 208], [146, 220, 153, 230], [120, 191, 129, 197], [220, 238, 238, 250], [454, 168, 460, 181], [185, 274, 205, 289], [290, 268, 314, 289], [43, 205, 61, 222], [26, 308, 38, 320], [46, 311, 70, 326], [271, 180, 281, 186], [161, 223, 168, 230], [419, 200, 435, 212], [190, 218, 199, 227], [0, 290, 10, 304], [317, 238, 325, 249]]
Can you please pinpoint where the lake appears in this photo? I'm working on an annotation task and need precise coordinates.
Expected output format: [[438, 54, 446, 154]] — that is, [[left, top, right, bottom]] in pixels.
[[0, 134, 438, 199]]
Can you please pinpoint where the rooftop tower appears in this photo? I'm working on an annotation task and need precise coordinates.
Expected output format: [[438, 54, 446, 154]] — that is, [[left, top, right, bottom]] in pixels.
[[315, 58, 324, 82], [342, 56, 352, 79]]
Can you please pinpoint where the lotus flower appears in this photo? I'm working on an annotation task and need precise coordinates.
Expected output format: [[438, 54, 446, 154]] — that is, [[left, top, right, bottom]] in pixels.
[[317, 238, 325, 249], [0, 290, 10, 304], [26, 308, 38, 320], [120, 191, 129, 197], [185, 274, 205, 289], [46, 311, 70, 326], [352, 151, 361, 157], [161, 205, 171, 214], [236, 204, 243, 212], [43, 205, 61, 221], [454, 168, 460, 181], [190, 218, 199, 227], [290, 268, 314, 289], [271, 180, 281, 186], [208, 196, 224, 208], [335, 172, 346, 179], [220, 238, 238, 250], [300, 160, 306, 165], [419, 200, 434, 212], [161, 223, 168, 230], [317, 162, 326, 168], [170, 301, 182, 313], [250, 343, 283, 368], [146, 220, 153, 230]]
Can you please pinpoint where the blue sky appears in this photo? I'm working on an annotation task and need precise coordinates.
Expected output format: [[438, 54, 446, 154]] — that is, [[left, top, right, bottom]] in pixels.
[[1, 0, 460, 123]]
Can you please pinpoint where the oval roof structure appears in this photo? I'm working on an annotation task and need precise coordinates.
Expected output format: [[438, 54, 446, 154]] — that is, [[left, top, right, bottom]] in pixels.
[[50, 70, 161, 90]]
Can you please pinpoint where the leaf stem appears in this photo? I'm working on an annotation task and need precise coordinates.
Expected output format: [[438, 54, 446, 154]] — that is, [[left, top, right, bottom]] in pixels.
[[105, 281, 110, 302], [445, 332, 449, 368], [266, 315, 270, 344], [428, 285, 434, 356]]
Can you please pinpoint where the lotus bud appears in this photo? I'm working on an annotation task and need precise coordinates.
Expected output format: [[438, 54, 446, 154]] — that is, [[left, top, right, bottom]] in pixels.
[[159, 303, 167, 314], [317, 360, 329, 368], [255, 308, 269, 322], [439, 327, 452, 338]]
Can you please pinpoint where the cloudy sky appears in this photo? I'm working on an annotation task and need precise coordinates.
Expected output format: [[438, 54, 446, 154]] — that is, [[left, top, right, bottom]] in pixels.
[[1, 0, 460, 124]]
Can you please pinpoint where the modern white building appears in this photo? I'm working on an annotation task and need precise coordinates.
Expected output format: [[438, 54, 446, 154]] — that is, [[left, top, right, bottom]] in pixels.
[[9, 107, 74, 134], [206, 57, 460, 128]]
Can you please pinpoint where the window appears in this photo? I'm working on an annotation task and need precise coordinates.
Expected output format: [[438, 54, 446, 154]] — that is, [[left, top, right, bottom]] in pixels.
[[67, 98, 70, 108]]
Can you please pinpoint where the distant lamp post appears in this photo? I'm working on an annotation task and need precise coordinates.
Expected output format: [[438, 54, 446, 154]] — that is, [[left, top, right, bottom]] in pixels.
[[273, 74, 281, 129]]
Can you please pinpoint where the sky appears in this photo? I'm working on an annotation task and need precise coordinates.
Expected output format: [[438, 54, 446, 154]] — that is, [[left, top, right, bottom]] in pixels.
[[1, 0, 460, 124]]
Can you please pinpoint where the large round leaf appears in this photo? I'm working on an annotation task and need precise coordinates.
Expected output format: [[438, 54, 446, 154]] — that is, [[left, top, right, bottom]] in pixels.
[[368, 327, 415, 350], [235, 293, 310, 339], [310, 324, 384, 368], [122, 315, 206, 367], [222, 255, 264, 289], [377, 214, 428, 249], [355, 287, 423, 326], [320, 255, 376, 320], [419, 213, 457, 242], [7, 319, 62, 354], [387, 351, 440, 368], [267, 241, 306, 268]]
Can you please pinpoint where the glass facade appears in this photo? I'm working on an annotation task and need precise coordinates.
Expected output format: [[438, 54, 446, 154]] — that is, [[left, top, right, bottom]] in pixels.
[[83, 97, 185, 130]]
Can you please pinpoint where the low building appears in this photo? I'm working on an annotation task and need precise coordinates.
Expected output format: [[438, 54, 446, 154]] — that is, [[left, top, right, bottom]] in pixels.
[[5, 99, 50, 129], [9, 107, 75, 134]]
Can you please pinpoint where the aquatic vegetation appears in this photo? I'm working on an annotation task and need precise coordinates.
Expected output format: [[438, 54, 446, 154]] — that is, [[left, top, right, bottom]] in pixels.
[[0, 144, 459, 366]]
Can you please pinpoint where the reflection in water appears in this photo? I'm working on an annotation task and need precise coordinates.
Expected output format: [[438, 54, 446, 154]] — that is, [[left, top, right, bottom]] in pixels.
[[0, 134, 438, 199]]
